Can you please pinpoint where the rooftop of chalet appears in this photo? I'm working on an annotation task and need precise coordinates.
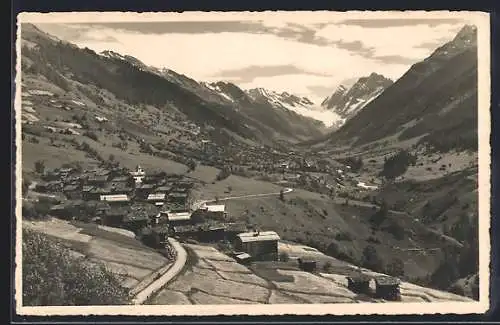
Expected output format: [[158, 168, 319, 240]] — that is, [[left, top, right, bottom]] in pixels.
[[164, 211, 192, 221], [204, 204, 226, 212], [237, 231, 281, 243], [100, 194, 130, 202]]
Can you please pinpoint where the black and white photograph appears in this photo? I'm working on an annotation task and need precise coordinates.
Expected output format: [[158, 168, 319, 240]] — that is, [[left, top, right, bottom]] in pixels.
[[14, 11, 491, 316]]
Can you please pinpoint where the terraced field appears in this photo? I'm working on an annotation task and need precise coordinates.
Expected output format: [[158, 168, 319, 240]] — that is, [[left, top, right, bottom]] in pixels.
[[23, 218, 173, 291], [147, 243, 472, 305]]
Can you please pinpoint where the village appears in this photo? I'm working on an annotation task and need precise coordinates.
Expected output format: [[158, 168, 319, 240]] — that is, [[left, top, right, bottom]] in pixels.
[[21, 87, 384, 209], [26, 161, 407, 302]]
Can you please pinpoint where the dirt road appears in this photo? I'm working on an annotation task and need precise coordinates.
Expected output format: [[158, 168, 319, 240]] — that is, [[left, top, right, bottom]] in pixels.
[[132, 237, 188, 305], [192, 188, 294, 210]]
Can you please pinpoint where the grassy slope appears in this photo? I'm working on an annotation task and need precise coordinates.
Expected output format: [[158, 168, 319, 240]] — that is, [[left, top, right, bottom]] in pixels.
[[23, 218, 171, 291], [199, 180, 456, 279], [22, 228, 130, 306]]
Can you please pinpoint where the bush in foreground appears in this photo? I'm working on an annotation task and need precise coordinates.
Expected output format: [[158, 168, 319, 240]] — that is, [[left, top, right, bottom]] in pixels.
[[22, 229, 130, 306]]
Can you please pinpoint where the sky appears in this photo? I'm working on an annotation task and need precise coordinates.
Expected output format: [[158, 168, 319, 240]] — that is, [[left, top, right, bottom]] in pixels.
[[33, 14, 470, 106]]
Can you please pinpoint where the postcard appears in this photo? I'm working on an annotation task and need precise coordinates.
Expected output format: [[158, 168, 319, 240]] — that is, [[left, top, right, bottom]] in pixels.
[[14, 10, 491, 316]]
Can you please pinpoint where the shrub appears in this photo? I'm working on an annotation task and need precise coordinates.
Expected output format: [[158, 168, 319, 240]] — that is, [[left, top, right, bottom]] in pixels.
[[367, 236, 381, 244], [34, 160, 45, 174], [84, 131, 99, 142], [380, 150, 416, 180], [385, 221, 405, 241], [22, 177, 31, 196], [361, 245, 384, 272], [326, 241, 355, 263], [369, 200, 389, 227], [343, 156, 363, 172], [187, 160, 197, 172], [385, 258, 405, 277], [216, 166, 231, 181], [279, 252, 290, 262], [22, 229, 130, 306], [335, 231, 353, 242], [279, 189, 285, 201]]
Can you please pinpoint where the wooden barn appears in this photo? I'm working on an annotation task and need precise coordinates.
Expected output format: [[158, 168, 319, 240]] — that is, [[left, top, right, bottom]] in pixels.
[[235, 231, 280, 262], [347, 273, 372, 294], [374, 276, 401, 301]]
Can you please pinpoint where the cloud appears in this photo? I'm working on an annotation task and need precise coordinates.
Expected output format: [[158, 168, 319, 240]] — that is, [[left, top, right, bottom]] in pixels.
[[36, 23, 119, 43], [337, 18, 469, 28], [315, 22, 465, 62], [82, 21, 266, 35], [213, 65, 330, 84], [32, 17, 467, 109]]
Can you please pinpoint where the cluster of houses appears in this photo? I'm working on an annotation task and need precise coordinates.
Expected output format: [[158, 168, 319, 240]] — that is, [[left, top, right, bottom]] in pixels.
[[32, 162, 402, 300], [35, 165, 195, 233], [33, 164, 286, 264]]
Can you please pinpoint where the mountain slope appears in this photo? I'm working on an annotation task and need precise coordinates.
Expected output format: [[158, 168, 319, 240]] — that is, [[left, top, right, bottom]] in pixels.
[[321, 73, 393, 121], [323, 25, 478, 152], [202, 82, 327, 141], [21, 23, 324, 145]]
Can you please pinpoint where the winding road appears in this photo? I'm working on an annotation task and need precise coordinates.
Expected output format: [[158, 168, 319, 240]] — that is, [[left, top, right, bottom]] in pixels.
[[131, 237, 188, 305], [191, 187, 294, 210], [132, 187, 294, 304]]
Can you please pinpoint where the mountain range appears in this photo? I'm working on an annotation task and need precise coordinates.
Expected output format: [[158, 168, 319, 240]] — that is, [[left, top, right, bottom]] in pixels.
[[20, 24, 327, 146], [19, 22, 480, 301], [20, 23, 478, 154], [314, 24, 478, 152], [321, 73, 393, 122]]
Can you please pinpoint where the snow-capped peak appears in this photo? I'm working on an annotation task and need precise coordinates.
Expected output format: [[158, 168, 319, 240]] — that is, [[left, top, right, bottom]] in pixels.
[[245, 87, 344, 127], [321, 73, 393, 123], [201, 82, 238, 103], [100, 50, 126, 60]]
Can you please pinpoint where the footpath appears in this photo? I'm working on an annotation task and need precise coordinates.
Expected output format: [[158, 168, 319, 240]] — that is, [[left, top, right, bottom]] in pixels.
[[131, 237, 187, 304]]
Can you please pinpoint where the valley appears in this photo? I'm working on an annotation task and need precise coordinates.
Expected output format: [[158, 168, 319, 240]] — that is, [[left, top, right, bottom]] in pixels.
[[18, 21, 481, 307]]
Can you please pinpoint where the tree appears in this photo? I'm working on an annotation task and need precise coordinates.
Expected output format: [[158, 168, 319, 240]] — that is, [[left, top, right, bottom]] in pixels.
[[361, 245, 384, 272], [279, 189, 285, 201], [22, 176, 31, 196], [430, 257, 460, 290], [216, 166, 231, 181], [323, 261, 333, 272], [187, 160, 197, 172], [34, 160, 45, 174], [370, 200, 389, 227], [386, 221, 405, 240], [386, 258, 405, 277], [380, 150, 416, 180]]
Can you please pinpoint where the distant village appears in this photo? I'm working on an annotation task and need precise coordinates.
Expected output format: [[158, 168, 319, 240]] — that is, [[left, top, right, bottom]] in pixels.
[[28, 162, 404, 301], [22, 88, 403, 301], [31, 164, 286, 263]]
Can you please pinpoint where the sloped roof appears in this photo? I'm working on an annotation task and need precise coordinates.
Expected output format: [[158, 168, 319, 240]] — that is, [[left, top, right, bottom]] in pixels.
[[147, 193, 166, 201], [205, 204, 225, 212], [347, 273, 372, 282], [235, 252, 252, 260], [167, 212, 192, 221], [100, 194, 129, 202], [237, 231, 280, 242], [375, 276, 401, 286]]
